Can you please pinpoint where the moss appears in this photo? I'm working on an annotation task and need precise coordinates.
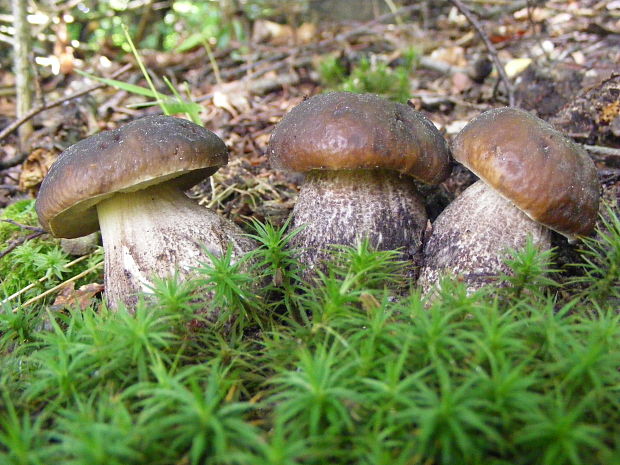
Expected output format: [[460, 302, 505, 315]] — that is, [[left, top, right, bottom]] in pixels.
[[0, 199, 39, 244]]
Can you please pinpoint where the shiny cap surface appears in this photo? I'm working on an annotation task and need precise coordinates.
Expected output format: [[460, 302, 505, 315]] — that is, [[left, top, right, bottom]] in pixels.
[[268, 92, 451, 184], [452, 107, 599, 238], [36, 116, 228, 238]]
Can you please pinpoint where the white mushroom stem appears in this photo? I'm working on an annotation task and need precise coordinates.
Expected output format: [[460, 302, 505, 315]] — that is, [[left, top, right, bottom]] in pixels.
[[290, 169, 428, 280], [96, 183, 256, 310], [418, 180, 552, 295]]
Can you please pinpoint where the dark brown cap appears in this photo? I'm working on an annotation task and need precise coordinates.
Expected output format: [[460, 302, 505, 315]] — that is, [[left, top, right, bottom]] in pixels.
[[36, 116, 228, 238], [452, 107, 599, 239], [268, 92, 451, 184]]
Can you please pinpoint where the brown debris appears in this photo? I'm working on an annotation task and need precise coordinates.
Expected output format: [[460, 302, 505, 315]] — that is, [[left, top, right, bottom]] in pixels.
[[18, 147, 58, 193], [51, 282, 105, 311], [550, 74, 620, 147]]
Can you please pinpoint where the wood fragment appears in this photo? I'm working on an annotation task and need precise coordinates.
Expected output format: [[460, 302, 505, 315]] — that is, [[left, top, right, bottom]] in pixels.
[[582, 144, 620, 158], [12, 0, 33, 148], [0, 219, 46, 233], [449, 0, 516, 106]]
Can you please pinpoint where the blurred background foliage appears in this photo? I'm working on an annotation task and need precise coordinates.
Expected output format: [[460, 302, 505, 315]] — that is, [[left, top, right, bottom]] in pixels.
[[0, 0, 358, 53], [0, 0, 413, 101]]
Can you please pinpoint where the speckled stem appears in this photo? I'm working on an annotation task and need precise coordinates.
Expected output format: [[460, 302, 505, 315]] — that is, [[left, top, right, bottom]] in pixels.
[[289, 169, 427, 281], [97, 183, 256, 310], [418, 180, 552, 295]]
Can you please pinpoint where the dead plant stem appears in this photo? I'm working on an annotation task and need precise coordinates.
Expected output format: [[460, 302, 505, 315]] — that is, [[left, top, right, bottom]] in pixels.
[[1, 254, 91, 305], [14, 261, 103, 311], [449, 0, 516, 106]]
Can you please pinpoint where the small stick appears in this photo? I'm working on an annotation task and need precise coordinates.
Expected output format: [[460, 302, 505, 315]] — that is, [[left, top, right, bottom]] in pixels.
[[202, 39, 223, 85], [14, 260, 104, 312], [0, 230, 47, 259], [383, 0, 404, 26], [0, 63, 133, 147], [449, 0, 516, 107], [1, 254, 91, 305], [0, 219, 46, 233], [599, 168, 620, 177], [582, 144, 620, 158]]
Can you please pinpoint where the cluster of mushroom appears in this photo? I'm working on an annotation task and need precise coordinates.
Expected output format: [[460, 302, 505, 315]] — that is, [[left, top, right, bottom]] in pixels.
[[35, 91, 600, 311], [418, 107, 599, 294], [267, 92, 600, 295]]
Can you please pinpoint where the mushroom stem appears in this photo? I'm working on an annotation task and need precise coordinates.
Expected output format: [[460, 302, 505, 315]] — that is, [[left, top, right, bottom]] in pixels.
[[418, 180, 552, 295], [96, 183, 255, 309], [290, 169, 427, 280]]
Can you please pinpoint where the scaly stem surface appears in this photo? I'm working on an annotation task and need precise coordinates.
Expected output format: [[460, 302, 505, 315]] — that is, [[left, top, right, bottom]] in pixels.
[[290, 169, 427, 281], [419, 180, 552, 295]]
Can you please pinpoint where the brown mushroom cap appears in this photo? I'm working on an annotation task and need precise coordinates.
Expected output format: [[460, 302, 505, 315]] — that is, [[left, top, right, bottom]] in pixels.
[[452, 107, 599, 239], [36, 116, 228, 239], [268, 92, 451, 184]]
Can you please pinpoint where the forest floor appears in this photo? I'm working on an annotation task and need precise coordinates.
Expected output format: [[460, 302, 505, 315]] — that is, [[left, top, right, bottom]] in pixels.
[[0, 0, 619, 281], [1, 4, 619, 463]]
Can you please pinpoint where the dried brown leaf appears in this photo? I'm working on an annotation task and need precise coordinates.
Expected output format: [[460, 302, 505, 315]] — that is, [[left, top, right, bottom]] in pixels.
[[18, 147, 59, 192], [52, 282, 104, 310]]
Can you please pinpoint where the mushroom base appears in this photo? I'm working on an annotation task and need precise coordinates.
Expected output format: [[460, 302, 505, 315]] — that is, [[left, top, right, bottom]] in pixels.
[[418, 180, 552, 295], [290, 169, 427, 281], [96, 183, 256, 310]]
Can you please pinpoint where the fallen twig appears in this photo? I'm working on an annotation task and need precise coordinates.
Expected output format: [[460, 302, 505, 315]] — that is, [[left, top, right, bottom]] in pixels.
[[0, 230, 47, 260], [0, 219, 48, 259], [419, 56, 467, 76], [449, 0, 516, 107], [599, 168, 620, 178], [317, 4, 422, 47], [582, 144, 620, 158], [1, 253, 91, 306], [14, 260, 103, 312], [1, 218, 46, 233], [473, 0, 533, 19]]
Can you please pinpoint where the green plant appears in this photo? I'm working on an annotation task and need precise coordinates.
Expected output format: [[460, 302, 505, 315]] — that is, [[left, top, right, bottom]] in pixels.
[[318, 48, 419, 102], [1, 215, 619, 465], [173, 0, 247, 52], [78, 25, 202, 123], [195, 245, 263, 334], [0, 200, 103, 310], [499, 238, 559, 301], [270, 342, 361, 438], [569, 207, 620, 306], [129, 361, 259, 465], [318, 55, 348, 88], [245, 219, 304, 321], [0, 391, 53, 465], [52, 395, 145, 465], [0, 200, 38, 244]]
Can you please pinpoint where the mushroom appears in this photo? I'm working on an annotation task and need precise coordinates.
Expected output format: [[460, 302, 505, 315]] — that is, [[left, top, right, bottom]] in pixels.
[[36, 115, 257, 309], [418, 107, 600, 294], [268, 92, 451, 280]]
